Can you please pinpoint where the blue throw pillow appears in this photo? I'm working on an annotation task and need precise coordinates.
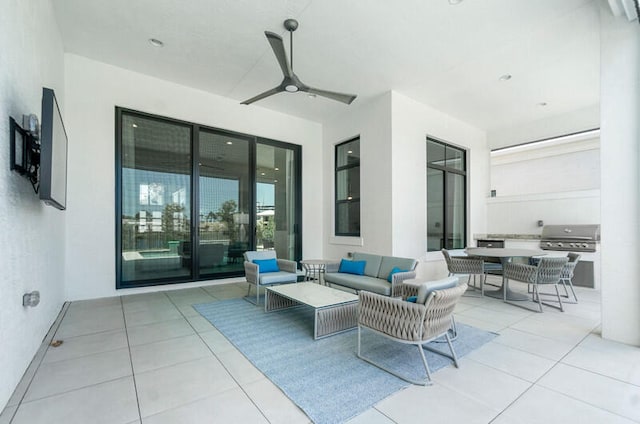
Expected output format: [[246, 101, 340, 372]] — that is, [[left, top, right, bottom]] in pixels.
[[406, 296, 417, 303], [338, 259, 366, 275], [387, 267, 408, 283], [253, 258, 280, 273]]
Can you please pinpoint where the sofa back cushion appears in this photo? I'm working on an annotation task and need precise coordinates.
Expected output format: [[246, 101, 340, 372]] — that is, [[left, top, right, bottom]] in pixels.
[[352, 252, 383, 277], [377, 256, 417, 280], [244, 250, 277, 262]]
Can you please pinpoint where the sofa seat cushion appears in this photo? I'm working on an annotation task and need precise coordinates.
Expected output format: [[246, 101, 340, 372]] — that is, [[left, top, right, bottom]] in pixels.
[[324, 273, 391, 296], [259, 271, 298, 286]]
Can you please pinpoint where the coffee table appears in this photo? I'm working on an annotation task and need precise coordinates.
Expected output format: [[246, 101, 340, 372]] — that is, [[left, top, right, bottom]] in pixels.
[[265, 282, 358, 339]]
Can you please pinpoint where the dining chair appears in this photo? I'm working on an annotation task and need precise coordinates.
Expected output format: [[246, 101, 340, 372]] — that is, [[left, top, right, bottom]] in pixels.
[[441, 249, 486, 296], [559, 252, 581, 303], [503, 257, 569, 312]]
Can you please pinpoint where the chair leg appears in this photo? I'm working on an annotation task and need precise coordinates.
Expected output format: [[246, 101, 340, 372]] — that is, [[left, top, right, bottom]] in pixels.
[[417, 344, 433, 383], [567, 279, 579, 303], [444, 332, 459, 368], [555, 284, 564, 312], [533, 284, 543, 313]]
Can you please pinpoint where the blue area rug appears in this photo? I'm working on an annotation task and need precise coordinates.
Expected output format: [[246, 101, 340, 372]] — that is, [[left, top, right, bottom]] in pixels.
[[194, 298, 496, 424]]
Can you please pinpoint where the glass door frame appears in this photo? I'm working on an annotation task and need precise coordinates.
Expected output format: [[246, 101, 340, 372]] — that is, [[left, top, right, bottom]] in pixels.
[[426, 136, 468, 251], [115, 108, 302, 289]]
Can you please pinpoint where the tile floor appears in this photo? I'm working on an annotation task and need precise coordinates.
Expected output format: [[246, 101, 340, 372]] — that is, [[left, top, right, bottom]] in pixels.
[[1, 279, 639, 424]]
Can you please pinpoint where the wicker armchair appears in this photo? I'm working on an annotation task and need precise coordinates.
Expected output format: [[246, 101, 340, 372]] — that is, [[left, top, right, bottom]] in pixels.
[[244, 251, 298, 305], [357, 282, 468, 385], [503, 257, 569, 312], [442, 249, 486, 296]]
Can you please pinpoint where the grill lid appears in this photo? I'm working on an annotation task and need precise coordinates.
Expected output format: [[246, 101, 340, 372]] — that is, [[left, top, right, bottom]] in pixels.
[[541, 224, 600, 241]]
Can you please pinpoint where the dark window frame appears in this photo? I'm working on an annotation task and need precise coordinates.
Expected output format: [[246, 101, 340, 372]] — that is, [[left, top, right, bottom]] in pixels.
[[427, 137, 467, 251], [115, 107, 302, 289], [334, 136, 361, 237]]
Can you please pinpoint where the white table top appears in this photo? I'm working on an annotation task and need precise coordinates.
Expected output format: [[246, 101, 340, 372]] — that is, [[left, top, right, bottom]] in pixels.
[[266, 282, 358, 308]]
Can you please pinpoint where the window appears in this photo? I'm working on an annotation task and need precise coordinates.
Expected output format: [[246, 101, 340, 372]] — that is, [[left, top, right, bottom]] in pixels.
[[427, 138, 466, 251], [116, 108, 302, 288], [335, 137, 360, 236]]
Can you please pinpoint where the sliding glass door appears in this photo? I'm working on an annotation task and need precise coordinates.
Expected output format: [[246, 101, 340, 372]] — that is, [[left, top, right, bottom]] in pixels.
[[256, 141, 300, 261], [198, 130, 251, 277], [116, 109, 302, 288]]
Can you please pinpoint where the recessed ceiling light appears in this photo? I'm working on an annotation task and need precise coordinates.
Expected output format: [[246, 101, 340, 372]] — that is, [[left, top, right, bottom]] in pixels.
[[261, 172, 266, 176], [449, 0, 464, 4], [132, 123, 138, 128], [347, 150, 353, 154], [226, 141, 233, 145], [274, 179, 278, 183], [148, 38, 164, 47], [538, 102, 548, 106], [499, 74, 512, 81], [274, 167, 279, 171]]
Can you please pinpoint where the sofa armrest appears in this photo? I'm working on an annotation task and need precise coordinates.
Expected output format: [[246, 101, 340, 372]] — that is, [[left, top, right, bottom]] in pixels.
[[277, 258, 297, 274], [244, 261, 259, 284], [325, 261, 340, 273], [358, 291, 427, 342], [390, 270, 417, 298]]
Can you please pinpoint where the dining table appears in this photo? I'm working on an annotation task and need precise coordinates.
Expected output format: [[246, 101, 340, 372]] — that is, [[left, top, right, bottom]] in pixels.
[[464, 247, 546, 301]]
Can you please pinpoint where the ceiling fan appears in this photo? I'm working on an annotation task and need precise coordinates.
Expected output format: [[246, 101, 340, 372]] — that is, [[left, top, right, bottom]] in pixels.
[[241, 19, 357, 106]]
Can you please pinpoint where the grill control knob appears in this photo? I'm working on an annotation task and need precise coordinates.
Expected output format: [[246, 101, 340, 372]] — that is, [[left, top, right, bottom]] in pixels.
[[546, 242, 553, 247], [570, 243, 576, 248], [582, 243, 589, 248], [557, 242, 564, 248]]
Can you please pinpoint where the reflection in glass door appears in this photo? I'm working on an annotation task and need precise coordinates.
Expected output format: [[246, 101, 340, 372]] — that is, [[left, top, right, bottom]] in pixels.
[[198, 130, 251, 277], [119, 113, 192, 285], [256, 142, 300, 261]]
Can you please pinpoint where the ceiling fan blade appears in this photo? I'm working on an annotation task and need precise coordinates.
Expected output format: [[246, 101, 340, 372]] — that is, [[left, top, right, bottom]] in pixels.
[[265, 31, 292, 78], [302, 86, 357, 105], [241, 86, 283, 105]]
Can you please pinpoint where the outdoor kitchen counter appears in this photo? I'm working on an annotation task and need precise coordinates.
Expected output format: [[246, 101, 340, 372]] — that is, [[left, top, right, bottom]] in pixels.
[[474, 234, 541, 241]]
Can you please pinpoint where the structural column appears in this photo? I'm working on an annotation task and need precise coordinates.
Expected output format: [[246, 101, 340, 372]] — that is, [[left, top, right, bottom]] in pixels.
[[599, 4, 640, 346]]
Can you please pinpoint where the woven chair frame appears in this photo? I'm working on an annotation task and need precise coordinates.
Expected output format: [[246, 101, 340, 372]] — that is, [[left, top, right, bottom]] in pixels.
[[357, 283, 468, 385], [504, 257, 569, 312]]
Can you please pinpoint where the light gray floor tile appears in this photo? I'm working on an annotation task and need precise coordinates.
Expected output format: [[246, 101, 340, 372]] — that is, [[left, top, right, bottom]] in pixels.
[[142, 387, 268, 424], [24, 348, 132, 401], [122, 297, 176, 314], [562, 334, 640, 386], [13, 377, 138, 424], [130, 334, 212, 373], [242, 378, 311, 424], [493, 328, 576, 361], [458, 305, 528, 327], [124, 305, 183, 327], [66, 296, 121, 312], [433, 357, 532, 410], [455, 315, 506, 333], [538, 363, 640, 422], [466, 341, 556, 382], [216, 349, 265, 385], [121, 291, 168, 304], [345, 408, 394, 424], [185, 314, 216, 332], [43, 329, 128, 363], [135, 357, 237, 418], [126, 317, 194, 346], [494, 385, 636, 424], [0, 405, 17, 424], [63, 303, 124, 324], [55, 307, 125, 338], [199, 328, 237, 354], [375, 383, 499, 424], [510, 316, 594, 345]]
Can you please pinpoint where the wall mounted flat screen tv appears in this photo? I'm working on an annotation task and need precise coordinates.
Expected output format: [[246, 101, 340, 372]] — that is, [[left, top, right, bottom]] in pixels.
[[39, 87, 68, 210]]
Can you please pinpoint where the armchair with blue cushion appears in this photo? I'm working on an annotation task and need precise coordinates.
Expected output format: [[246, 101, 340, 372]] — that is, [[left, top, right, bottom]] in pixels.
[[244, 251, 299, 305]]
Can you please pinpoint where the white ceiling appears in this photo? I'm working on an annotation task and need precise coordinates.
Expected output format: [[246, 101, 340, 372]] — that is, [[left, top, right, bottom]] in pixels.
[[51, 0, 601, 130]]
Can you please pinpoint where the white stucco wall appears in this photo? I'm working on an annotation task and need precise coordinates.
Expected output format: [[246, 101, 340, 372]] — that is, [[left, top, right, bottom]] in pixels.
[[599, 6, 640, 346], [322, 92, 393, 260], [391, 92, 488, 279], [63, 54, 323, 301], [0, 0, 66, 410]]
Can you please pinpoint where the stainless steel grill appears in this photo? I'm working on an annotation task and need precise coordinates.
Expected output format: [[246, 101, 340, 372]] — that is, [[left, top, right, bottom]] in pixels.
[[540, 224, 600, 252]]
